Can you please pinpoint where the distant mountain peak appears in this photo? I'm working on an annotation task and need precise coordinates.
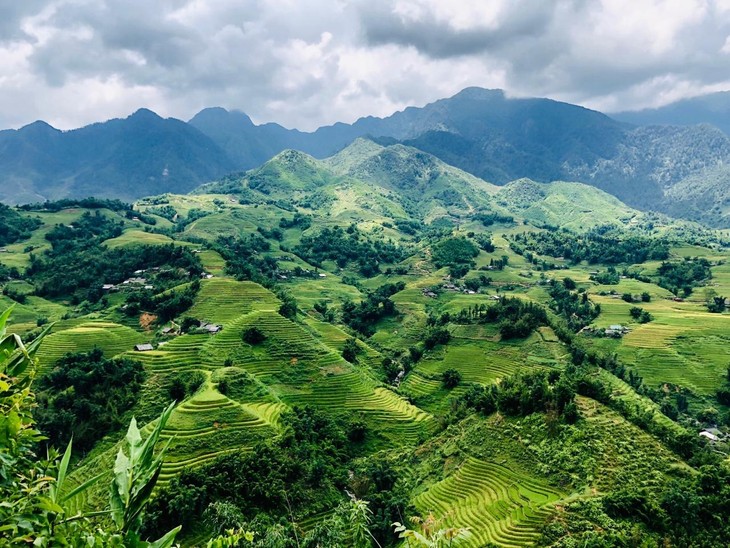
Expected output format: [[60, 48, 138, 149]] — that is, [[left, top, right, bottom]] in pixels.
[[190, 107, 254, 127], [128, 108, 162, 121], [450, 87, 505, 100], [19, 120, 60, 134]]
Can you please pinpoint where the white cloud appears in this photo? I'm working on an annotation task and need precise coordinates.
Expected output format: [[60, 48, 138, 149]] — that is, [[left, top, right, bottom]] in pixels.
[[1, 0, 730, 129]]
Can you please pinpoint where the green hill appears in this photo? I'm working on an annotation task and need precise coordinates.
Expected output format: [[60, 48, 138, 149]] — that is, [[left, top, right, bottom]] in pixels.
[[2, 153, 730, 547]]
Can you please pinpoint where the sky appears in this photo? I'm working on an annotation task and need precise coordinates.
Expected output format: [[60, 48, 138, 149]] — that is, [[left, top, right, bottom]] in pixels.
[[3, 0, 730, 131]]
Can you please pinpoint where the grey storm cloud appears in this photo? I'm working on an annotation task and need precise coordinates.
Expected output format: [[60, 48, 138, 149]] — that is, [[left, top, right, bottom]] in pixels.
[[2, 0, 730, 130], [358, 1, 561, 59]]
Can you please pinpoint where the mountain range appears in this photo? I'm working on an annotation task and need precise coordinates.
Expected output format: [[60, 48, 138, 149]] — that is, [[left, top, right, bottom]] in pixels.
[[3, 88, 730, 227]]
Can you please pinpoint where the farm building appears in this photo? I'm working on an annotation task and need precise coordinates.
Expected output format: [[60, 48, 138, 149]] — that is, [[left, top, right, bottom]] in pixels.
[[134, 343, 154, 352], [700, 430, 720, 443], [200, 322, 222, 334]]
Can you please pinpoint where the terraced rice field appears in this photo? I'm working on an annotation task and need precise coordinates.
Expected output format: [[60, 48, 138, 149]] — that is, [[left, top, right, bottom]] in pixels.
[[188, 279, 280, 324], [36, 321, 143, 374], [103, 230, 178, 249], [595, 369, 687, 437], [131, 333, 208, 373], [158, 387, 276, 485], [611, 315, 730, 395], [409, 334, 561, 392], [414, 457, 565, 547], [575, 396, 688, 491], [283, 362, 434, 444]]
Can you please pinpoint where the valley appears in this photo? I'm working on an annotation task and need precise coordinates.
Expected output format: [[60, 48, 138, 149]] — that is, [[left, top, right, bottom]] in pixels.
[[2, 137, 730, 546]]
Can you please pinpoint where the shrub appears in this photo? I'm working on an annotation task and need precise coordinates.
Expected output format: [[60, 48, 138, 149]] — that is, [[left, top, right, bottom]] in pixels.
[[442, 369, 462, 389], [242, 326, 267, 345], [342, 338, 360, 363]]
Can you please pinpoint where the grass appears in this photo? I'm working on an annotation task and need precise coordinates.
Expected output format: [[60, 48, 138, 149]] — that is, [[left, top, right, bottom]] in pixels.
[[414, 456, 565, 547], [35, 321, 143, 375], [187, 278, 280, 324], [103, 230, 180, 248]]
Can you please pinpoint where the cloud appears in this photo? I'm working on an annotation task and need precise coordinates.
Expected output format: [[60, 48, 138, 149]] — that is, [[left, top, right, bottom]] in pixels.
[[1, 0, 730, 130]]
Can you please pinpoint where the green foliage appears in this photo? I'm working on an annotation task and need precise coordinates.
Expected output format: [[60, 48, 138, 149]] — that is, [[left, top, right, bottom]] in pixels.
[[657, 257, 712, 296], [456, 296, 549, 339], [36, 348, 146, 453], [242, 326, 267, 345], [214, 234, 278, 284], [393, 513, 471, 547], [169, 371, 206, 401], [547, 280, 600, 331], [707, 295, 727, 313], [629, 306, 653, 323], [126, 279, 201, 322], [431, 237, 479, 268], [473, 212, 514, 227], [295, 225, 404, 277], [510, 228, 669, 264], [277, 291, 298, 319], [0, 307, 180, 546], [0, 204, 42, 247], [279, 212, 312, 230], [342, 337, 361, 363], [590, 266, 620, 285], [342, 283, 404, 337], [142, 407, 353, 539], [423, 327, 450, 350], [109, 402, 182, 546], [441, 369, 462, 389], [28, 215, 202, 303], [19, 198, 132, 213]]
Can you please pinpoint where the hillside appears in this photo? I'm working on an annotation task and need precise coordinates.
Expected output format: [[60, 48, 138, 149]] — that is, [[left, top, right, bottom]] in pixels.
[[613, 91, 730, 135], [0, 109, 234, 204], [2, 128, 730, 546], [4, 88, 730, 229]]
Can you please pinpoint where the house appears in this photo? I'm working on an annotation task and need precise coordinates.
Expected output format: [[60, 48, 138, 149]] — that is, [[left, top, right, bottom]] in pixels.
[[0, 248, 7, 253], [318, 273, 327, 278], [605, 324, 629, 337], [161, 327, 175, 335], [700, 430, 720, 443], [200, 322, 222, 334], [101, 284, 116, 291], [134, 344, 154, 352]]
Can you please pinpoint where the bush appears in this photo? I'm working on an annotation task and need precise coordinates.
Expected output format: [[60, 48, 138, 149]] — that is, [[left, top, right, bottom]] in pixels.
[[242, 326, 267, 345], [35, 349, 145, 453], [342, 338, 360, 363], [169, 371, 206, 401], [442, 369, 462, 389]]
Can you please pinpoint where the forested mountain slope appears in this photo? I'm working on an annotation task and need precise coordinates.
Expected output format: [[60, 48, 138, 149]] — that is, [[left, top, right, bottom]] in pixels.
[[4, 88, 730, 228], [2, 144, 730, 546]]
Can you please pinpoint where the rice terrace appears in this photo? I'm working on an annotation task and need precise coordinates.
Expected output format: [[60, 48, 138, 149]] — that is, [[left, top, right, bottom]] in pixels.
[[3, 3, 730, 546]]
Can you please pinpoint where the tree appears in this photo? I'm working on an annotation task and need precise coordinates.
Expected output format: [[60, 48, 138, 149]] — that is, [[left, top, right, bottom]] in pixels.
[[0, 306, 181, 546], [442, 369, 462, 389], [278, 293, 298, 319], [707, 296, 727, 313], [242, 326, 267, 345], [393, 513, 471, 547], [343, 337, 361, 363]]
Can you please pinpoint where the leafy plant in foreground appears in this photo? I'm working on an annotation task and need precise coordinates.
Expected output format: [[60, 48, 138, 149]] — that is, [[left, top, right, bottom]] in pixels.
[[0, 305, 181, 546]]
